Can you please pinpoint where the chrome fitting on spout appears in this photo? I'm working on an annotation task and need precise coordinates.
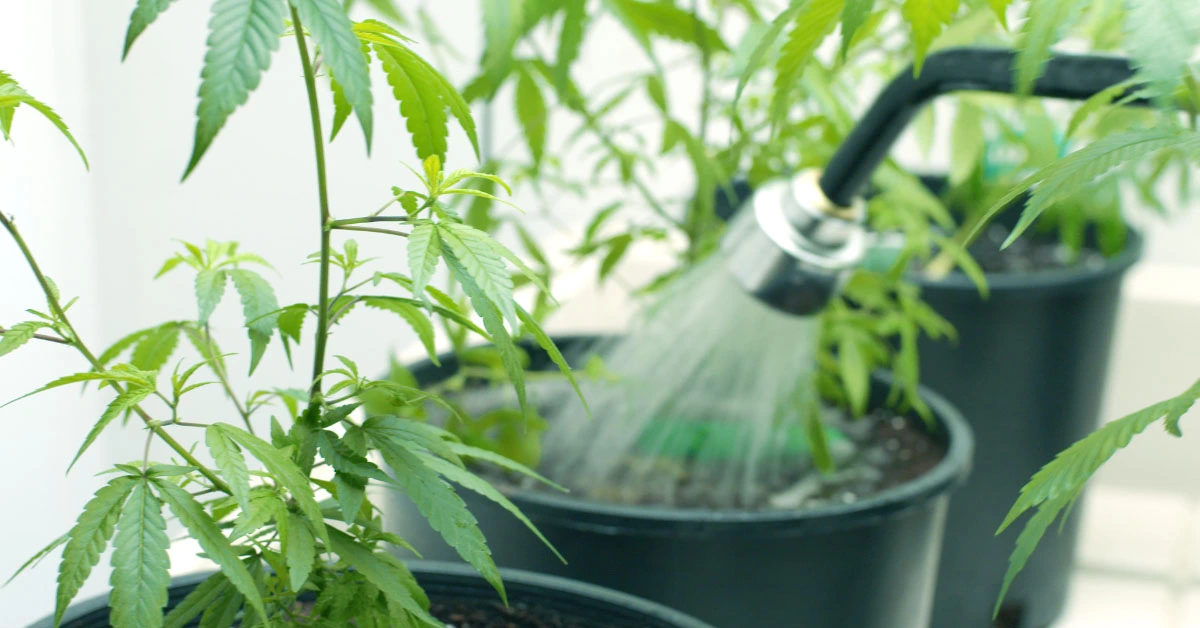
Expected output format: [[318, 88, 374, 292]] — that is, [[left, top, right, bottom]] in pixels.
[[722, 170, 867, 316]]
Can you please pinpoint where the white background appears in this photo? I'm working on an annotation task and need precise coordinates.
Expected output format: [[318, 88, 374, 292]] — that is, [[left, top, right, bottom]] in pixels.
[[1, 2, 1199, 625]]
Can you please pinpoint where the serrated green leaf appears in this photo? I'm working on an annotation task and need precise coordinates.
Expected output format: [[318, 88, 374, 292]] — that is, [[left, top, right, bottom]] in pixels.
[[362, 297, 439, 364], [0, 321, 51, 358], [555, 0, 587, 92], [69, 387, 154, 473], [996, 378, 1200, 615], [734, 2, 802, 104], [605, 0, 728, 54], [205, 426, 252, 515], [438, 222, 519, 330], [770, 0, 843, 128], [55, 476, 137, 626], [375, 41, 450, 162], [212, 424, 330, 546], [326, 528, 440, 624], [473, 0, 524, 101], [284, 512, 315, 592], [130, 323, 182, 372], [515, 304, 589, 419], [195, 269, 228, 324], [837, 332, 870, 417], [840, 0, 875, 58], [185, 0, 287, 178], [987, 0, 1012, 29], [598, 233, 632, 281], [228, 268, 279, 374], [1123, 0, 1200, 101], [998, 128, 1199, 247], [447, 442, 565, 491], [408, 223, 442, 305], [292, 0, 374, 147], [152, 478, 266, 618], [418, 452, 563, 563], [1013, 0, 1083, 94], [442, 254, 527, 419], [316, 429, 393, 481], [362, 415, 462, 466], [109, 478, 170, 628], [123, 0, 183, 59], [331, 473, 368, 525], [902, 0, 959, 73], [162, 572, 229, 628], [98, 328, 154, 366], [373, 439, 504, 603], [5, 533, 68, 587], [515, 66, 547, 169], [329, 73, 353, 141], [0, 76, 89, 168]]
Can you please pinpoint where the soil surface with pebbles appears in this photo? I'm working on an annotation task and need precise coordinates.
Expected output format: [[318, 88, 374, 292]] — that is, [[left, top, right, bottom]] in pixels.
[[500, 407, 946, 512]]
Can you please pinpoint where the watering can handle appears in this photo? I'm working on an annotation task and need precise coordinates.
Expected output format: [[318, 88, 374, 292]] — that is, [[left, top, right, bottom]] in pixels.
[[819, 47, 1150, 208]]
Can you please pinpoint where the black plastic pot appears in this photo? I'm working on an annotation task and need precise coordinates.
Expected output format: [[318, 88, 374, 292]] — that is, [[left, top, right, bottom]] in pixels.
[[913, 212, 1143, 628], [30, 560, 714, 628], [386, 336, 973, 628]]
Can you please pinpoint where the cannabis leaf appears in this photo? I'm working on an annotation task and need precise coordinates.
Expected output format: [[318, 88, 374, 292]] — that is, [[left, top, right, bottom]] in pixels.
[[228, 268, 280, 374], [152, 478, 267, 618], [161, 572, 230, 628], [555, 0, 588, 91], [374, 41, 448, 161], [770, 0, 843, 128], [129, 322, 182, 372], [326, 528, 441, 624], [108, 478, 170, 628], [515, 65, 548, 170], [996, 378, 1200, 615], [1123, 0, 1200, 100], [902, 0, 960, 72], [123, 0, 183, 59], [988, 128, 1200, 247], [362, 297, 439, 363], [206, 426, 253, 514], [407, 222, 441, 301], [69, 386, 155, 472], [438, 222, 519, 329], [195, 269, 228, 324], [292, 0, 374, 147], [55, 476, 137, 626], [0, 321, 52, 358], [284, 512, 316, 591], [604, 0, 729, 57], [213, 424, 330, 545], [470, 0, 524, 101], [840, 0, 875, 59], [1013, 0, 1082, 94], [371, 436, 504, 603], [0, 71, 89, 167], [186, 0, 288, 178]]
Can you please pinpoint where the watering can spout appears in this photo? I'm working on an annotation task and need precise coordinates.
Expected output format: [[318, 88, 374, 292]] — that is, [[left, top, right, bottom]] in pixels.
[[723, 47, 1148, 316]]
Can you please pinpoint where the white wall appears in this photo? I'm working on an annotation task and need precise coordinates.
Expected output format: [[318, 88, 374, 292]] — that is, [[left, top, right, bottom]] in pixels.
[[2, 2, 1200, 624]]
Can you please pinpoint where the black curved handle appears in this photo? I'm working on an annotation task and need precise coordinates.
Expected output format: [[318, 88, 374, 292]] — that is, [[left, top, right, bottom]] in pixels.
[[819, 47, 1150, 207]]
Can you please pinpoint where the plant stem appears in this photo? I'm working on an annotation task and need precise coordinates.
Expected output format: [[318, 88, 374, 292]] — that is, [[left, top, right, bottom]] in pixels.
[[0, 212, 231, 494], [0, 325, 71, 345], [329, 215, 411, 227], [291, 8, 333, 419], [204, 324, 255, 434], [332, 224, 409, 238]]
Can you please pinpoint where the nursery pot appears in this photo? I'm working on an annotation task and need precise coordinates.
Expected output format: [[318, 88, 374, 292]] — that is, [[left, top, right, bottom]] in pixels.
[[385, 336, 974, 628], [31, 560, 714, 628], [910, 182, 1144, 628]]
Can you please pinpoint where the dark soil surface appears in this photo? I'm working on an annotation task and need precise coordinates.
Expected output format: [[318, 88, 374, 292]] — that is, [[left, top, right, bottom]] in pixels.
[[431, 600, 594, 628], [955, 223, 1107, 274], [512, 407, 946, 512]]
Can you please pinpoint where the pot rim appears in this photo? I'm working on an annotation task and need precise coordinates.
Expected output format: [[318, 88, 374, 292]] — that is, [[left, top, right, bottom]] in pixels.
[[31, 561, 715, 628], [417, 336, 975, 539]]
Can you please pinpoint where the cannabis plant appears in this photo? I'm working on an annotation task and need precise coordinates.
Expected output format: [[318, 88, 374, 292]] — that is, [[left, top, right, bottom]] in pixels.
[[2, 3, 584, 626]]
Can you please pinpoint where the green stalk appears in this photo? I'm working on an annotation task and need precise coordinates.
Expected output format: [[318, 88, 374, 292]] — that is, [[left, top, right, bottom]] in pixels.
[[0, 212, 231, 493], [291, 8, 333, 418]]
